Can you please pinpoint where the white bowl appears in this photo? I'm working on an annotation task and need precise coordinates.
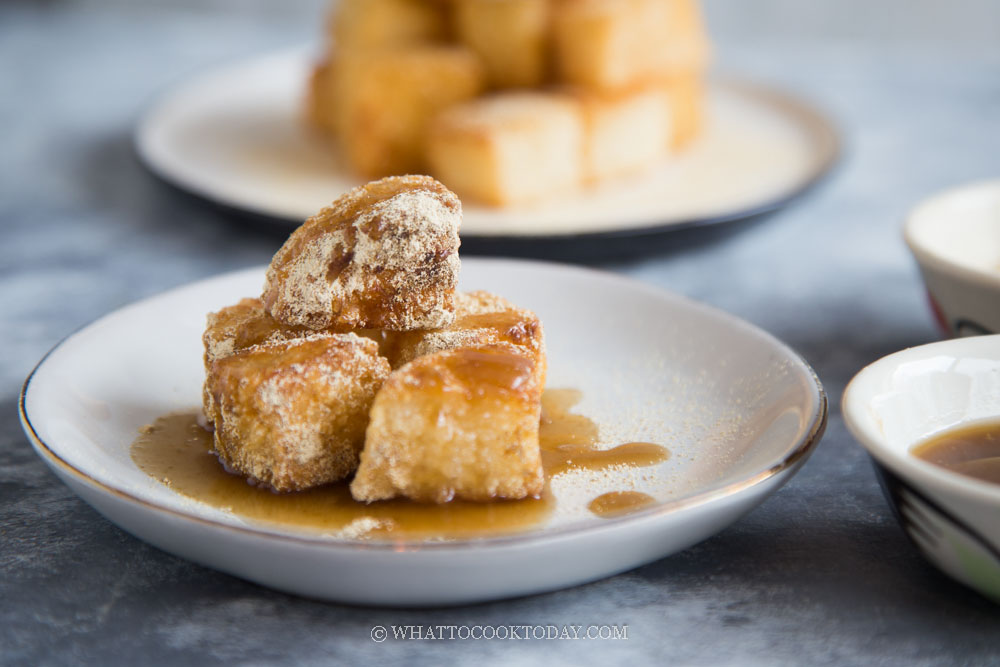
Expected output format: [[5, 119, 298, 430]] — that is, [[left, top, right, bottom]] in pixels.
[[904, 179, 1000, 336], [20, 259, 826, 606], [843, 335, 1000, 602]]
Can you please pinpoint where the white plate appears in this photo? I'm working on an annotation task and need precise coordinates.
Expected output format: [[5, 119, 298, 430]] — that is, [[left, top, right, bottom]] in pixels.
[[136, 49, 838, 240], [20, 259, 826, 606]]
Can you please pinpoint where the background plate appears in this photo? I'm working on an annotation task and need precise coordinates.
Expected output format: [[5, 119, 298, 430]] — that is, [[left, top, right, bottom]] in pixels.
[[21, 259, 826, 605], [136, 49, 839, 256]]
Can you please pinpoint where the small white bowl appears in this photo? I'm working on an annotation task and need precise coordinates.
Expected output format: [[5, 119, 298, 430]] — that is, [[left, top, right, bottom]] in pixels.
[[843, 335, 1000, 602], [904, 179, 1000, 337]]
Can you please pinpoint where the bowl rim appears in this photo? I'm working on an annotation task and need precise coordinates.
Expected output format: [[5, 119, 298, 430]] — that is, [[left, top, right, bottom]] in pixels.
[[19, 259, 829, 552], [903, 178, 1000, 292], [842, 335, 1000, 506]]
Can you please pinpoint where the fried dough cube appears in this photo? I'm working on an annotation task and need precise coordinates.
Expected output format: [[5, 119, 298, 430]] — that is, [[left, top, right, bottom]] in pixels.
[[351, 345, 544, 503], [453, 0, 550, 88], [552, 0, 709, 91], [205, 333, 391, 492], [570, 84, 672, 182], [331, 47, 485, 177], [203, 298, 308, 366], [386, 290, 546, 386], [200, 297, 388, 419], [330, 0, 448, 50], [662, 70, 705, 150], [427, 92, 585, 206], [201, 297, 306, 419], [645, 0, 710, 76], [552, 0, 636, 89], [305, 60, 338, 136], [202, 297, 387, 365], [263, 175, 462, 332]]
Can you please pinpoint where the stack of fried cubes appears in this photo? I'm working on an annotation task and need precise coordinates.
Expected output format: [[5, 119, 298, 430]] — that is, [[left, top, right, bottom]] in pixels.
[[307, 0, 710, 206]]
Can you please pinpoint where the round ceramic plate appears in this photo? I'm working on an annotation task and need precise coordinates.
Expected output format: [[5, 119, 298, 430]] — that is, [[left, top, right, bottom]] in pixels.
[[135, 49, 838, 248], [20, 259, 826, 606]]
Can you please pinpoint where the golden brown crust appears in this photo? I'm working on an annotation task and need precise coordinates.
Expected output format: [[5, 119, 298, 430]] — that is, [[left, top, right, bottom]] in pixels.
[[330, 0, 448, 50], [304, 60, 337, 135], [200, 297, 389, 418], [312, 0, 708, 204], [350, 344, 545, 503], [453, 0, 550, 89], [329, 48, 486, 177], [262, 175, 462, 332], [203, 298, 309, 367], [427, 92, 585, 206], [564, 83, 672, 182], [384, 290, 547, 387], [552, 0, 710, 91], [661, 70, 705, 150], [201, 297, 387, 365], [206, 333, 391, 493]]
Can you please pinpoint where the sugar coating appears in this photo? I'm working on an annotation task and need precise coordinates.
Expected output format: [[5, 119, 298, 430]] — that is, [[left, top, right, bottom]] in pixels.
[[351, 345, 545, 503], [205, 333, 391, 493], [262, 175, 462, 332], [387, 290, 546, 381]]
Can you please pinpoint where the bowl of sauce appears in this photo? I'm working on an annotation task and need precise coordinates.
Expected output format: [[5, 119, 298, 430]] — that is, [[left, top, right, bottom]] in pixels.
[[843, 335, 1000, 603], [912, 423, 1000, 487], [904, 179, 1000, 337]]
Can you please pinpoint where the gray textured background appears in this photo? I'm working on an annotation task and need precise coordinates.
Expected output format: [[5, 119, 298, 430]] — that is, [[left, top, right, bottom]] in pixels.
[[3, 0, 1000, 664]]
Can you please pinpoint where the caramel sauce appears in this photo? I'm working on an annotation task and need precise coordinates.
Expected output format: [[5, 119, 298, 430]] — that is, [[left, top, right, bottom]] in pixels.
[[458, 310, 539, 344], [912, 422, 1000, 486], [588, 491, 657, 518], [543, 443, 671, 476], [132, 414, 552, 540], [131, 389, 671, 540], [539, 389, 670, 475], [437, 347, 535, 392]]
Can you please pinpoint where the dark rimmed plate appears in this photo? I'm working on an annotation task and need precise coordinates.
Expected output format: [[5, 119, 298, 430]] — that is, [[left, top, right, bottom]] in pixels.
[[136, 49, 839, 257]]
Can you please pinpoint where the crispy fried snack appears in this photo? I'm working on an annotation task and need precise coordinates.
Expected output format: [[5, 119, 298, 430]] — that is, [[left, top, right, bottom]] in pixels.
[[385, 290, 546, 386], [453, 0, 550, 89], [322, 47, 485, 177], [205, 333, 391, 493], [330, 0, 447, 50], [661, 71, 704, 150], [202, 297, 387, 364], [200, 297, 390, 415], [427, 92, 584, 206], [262, 175, 462, 332], [569, 84, 672, 182], [305, 60, 338, 136], [552, 0, 709, 91], [203, 297, 308, 366], [202, 297, 305, 419], [350, 345, 545, 503]]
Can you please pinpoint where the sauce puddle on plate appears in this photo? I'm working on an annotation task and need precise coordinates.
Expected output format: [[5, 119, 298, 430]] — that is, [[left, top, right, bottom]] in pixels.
[[587, 491, 657, 518], [132, 389, 670, 539], [540, 388, 670, 476], [911, 422, 1000, 486]]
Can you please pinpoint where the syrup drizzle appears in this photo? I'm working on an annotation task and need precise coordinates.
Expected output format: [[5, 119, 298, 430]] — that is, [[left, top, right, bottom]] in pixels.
[[588, 491, 658, 518], [131, 389, 670, 539]]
